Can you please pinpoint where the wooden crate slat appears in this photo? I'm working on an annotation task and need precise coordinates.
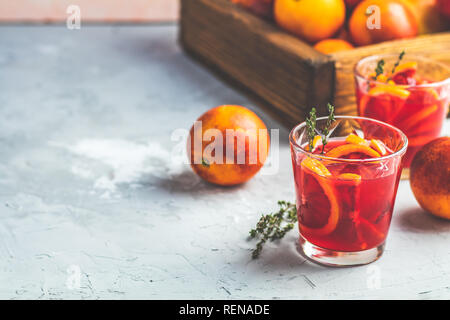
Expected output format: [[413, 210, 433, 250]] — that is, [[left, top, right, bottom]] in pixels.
[[332, 32, 450, 116], [180, 0, 335, 126], [180, 0, 450, 127]]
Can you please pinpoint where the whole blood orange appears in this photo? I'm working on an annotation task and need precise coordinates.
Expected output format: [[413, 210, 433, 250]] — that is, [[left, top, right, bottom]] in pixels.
[[188, 105, 270, 186], [274, 0, 346, 43], [410, 137, 450, 219], [349, 0, 418, 46], [313, 39, 354, 54], [404, 0, 450, 34]]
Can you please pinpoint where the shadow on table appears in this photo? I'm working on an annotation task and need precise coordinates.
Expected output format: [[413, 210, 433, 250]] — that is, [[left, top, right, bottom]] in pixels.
[[397, 207, 450, 233], [244, 237, 331, 275], [152, 170, 246, 196]]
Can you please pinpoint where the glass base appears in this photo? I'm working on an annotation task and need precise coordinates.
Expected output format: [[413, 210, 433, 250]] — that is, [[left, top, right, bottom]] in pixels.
[[299, 235, 385, 267]]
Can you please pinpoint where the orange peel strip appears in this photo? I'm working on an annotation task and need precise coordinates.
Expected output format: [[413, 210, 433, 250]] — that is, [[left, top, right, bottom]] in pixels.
[[326, 144, 381, 159], [370, 139, 387, 156], [368, 85, 411, 99], [301, 157, 331, 177], [304, 135, 322, 152], [345, 133, 369, 146], [338, 173, 362, 181], [393, 62, 418, 75]]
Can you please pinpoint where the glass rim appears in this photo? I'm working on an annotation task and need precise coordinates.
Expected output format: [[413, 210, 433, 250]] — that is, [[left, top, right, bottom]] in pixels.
[[289, 115, 408, 163], [354, 53, 450, 89]]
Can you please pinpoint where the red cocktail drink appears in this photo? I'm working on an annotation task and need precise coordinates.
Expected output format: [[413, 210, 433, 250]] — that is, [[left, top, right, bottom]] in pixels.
[[290, 116, 407, 266], [354, 55, 450, 172]]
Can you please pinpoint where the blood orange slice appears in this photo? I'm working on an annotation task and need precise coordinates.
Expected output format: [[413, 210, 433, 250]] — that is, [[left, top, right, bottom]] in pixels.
[[304, 135, 322, 152], [345, 133, 369, 146], [370, 139, 387, 156], [335, 173, 367, 250], [359, 85, 410, 123], [338, 173, 362, 180], [390, 88, 440, 127], [299, 158, 339, 236], [392, 62, 418, 85], [358, 218, 386, 247], [395, 104, 438, 133]]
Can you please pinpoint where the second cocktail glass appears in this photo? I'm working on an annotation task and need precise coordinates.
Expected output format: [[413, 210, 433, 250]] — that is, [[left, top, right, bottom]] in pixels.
[[354, 54, 450, 174]]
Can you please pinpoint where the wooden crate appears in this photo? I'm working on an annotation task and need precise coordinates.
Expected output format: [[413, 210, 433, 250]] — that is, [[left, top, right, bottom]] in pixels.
[[180, 0, 450, 127]]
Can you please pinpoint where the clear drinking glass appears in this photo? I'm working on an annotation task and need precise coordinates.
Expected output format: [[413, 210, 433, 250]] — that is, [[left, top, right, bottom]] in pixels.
[[354, 54, 450, 177], [290, 116, 408, 266]]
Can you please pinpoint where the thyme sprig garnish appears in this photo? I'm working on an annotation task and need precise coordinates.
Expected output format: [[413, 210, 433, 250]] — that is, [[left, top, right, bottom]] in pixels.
[[306, 104, 336, 154], [391, 50, 406, 75], [373, 59, 385, 80], [372, 50, 405, 81], [249, 201, 297, 259], [321, 103, 335, 153], [306, 107, 317, 151]]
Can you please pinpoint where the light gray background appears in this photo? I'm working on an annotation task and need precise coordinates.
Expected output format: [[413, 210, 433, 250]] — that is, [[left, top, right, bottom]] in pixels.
[[0, 25, 449, 299]]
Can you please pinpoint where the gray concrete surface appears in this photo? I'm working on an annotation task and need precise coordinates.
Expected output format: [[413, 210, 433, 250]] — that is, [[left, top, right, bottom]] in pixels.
[[0, 25, 449, 299]]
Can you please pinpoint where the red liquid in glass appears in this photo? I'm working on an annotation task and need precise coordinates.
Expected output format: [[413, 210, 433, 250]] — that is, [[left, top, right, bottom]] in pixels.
[[356, 77, 448, 168], [292, 140, 402, 252]]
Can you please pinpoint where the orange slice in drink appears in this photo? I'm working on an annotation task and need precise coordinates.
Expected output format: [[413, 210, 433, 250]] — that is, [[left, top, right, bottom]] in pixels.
[[326, 144, 381, 159], [368, 85, 411, 99], [392, 62, 418, 85], [390, 87, 441, 134], [393, 62, 417, 75], [396, 104, 438, 133], [299, 158, 339, 236], [359, 85, 410, 123], [301, 157, 331, 177], [370, 139, 387, 156], [345, 133, 369, 146], [304, 135, 322, 152], [358, 217, 386, 246], [338, 173, 362, 180]]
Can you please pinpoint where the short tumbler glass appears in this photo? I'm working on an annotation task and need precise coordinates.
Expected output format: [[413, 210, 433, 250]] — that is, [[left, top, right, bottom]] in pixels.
[[354, 54, 450, 176], [290, 116, 408, 266]]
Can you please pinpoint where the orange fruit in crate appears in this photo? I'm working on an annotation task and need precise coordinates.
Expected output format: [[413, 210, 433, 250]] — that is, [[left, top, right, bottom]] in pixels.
[[314, 39, 354, 54], [274, 0, 346, 43], [410, 137, 450, 219], [188, 105, 270, 186], [349, 0, 418, 46], [231, 0, 274, 19], [404, 0, 450, 34]]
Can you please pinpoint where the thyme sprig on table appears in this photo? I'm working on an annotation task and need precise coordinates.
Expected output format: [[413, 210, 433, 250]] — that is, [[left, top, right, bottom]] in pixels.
[[249, 201, 297, 259]]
